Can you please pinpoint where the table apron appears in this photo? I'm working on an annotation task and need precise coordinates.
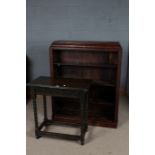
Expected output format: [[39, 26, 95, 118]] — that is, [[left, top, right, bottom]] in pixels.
[[31, 87, 86, 98]]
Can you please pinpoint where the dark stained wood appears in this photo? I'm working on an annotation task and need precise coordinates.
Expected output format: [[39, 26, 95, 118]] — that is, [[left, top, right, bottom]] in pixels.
[[39, 131, 81, 141], [45, 120, 81, 127], [53, 62, 117, 68], [28, 77, 90, 145], [28, 76, 91, 91], [51, 40, 121, 51], [49, 40, 122, 128]]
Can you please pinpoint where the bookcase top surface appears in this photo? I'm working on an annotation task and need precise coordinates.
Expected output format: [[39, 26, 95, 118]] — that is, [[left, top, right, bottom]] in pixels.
[[51, 40, 122, 50]]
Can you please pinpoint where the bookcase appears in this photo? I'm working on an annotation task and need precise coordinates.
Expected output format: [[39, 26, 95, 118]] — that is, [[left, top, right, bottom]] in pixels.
[[49, 41, 122, 128]]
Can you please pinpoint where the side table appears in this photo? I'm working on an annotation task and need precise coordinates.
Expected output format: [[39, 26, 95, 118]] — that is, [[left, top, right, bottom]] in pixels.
[[27, 76, 91, 145]]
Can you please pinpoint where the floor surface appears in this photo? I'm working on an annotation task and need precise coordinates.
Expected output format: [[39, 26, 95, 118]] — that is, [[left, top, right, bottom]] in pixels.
[[26, 96, 129, 155]]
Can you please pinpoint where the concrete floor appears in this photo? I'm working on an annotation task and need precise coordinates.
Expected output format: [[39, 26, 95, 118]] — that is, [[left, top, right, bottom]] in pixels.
[[26, 96, 129, 155]]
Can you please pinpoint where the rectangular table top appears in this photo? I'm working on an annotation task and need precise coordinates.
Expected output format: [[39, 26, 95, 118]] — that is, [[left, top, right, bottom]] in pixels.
[[27, 76, 92, 91]]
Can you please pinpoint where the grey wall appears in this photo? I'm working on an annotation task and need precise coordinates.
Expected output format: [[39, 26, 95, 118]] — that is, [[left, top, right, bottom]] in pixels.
[[27, 0, 128, 89]]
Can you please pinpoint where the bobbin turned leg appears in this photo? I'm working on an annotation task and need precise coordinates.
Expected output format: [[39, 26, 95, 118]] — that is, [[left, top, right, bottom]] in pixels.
[[51, 96, 55, 120], [32, 89, 41, 139], [43, 95, 48, 124], [85, 93, 88, 132], [80, 92, 88, 145]]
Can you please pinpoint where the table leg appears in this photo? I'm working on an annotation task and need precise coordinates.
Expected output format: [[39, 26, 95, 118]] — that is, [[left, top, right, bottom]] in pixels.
[[32, 90, 40, 139], [85, 93, 88, 132], [80, 92, 87, 145], [43, 95, 48, 122], [50, 96, 54, 120]]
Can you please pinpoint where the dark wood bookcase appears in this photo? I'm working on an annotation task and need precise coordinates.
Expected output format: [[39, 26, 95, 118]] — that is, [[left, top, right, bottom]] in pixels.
[[49, 41, 122, 128]]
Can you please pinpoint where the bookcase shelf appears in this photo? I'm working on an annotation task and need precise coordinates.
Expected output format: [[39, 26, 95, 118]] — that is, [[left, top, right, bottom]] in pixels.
[[54, 62, 117, 68], [49, 40, 122, 128], [92, 80, 116, 87]]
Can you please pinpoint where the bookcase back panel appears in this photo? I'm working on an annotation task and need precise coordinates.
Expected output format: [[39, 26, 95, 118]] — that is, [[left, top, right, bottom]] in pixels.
[[53, 97, 115, 121], [90, 85, 116, 102], [53, 50, 118, 65], [55, 66, 116, 83]]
